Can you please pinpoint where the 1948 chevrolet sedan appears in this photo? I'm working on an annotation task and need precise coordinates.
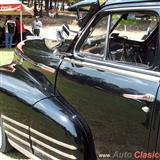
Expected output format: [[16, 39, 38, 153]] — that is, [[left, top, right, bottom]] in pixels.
[[1, 0, 160, 159]]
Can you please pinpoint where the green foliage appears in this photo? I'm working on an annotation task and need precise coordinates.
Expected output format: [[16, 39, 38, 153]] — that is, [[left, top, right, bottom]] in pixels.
[[112, 14, 137, 30], [68, 0, 79, 4], [121, 19, 137, 26]]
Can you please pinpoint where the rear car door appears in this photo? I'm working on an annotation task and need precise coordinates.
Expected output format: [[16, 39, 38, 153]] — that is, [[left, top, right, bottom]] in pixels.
[[56, 7, 160, 159]]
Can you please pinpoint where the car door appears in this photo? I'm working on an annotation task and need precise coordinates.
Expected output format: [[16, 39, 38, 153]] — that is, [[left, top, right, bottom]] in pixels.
[[56, 8, 160, 159]]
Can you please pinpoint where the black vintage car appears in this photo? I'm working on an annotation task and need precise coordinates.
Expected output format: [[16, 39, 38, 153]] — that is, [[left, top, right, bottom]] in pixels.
[[1, 0, 160, 159], [0, 26, 32, 47]]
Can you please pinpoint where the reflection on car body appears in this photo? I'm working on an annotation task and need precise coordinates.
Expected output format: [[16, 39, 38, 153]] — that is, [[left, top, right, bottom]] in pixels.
[[1, 0, 160, 160]]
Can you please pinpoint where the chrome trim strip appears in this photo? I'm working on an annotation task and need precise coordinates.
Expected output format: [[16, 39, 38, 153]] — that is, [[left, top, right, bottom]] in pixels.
[[31, 137, 77, 160], [103, 14, 111, 60], [73, 13, 96, 53], [106, 6, 160, 12], [64, 58, 160, 83], [5, 130, 30, 147], [1, 115, 29, 130], [32, 145, 60, 160], [8, 139, 40, 160], [1, 115, 77, 151], [3, 122, 29, 139], [30, 128, 77, 150], [73, 5, 160, 79]]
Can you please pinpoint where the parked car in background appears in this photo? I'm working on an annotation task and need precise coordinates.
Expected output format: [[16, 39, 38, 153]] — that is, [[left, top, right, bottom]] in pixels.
[[0, 20, 32, 47], [1, 0, 160, 159]]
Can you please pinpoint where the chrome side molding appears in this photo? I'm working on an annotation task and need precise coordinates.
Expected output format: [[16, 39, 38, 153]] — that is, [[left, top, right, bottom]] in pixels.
[[1, 115, 78, 160], [8, 139, 40, 160], [30, 128, 77, 150]]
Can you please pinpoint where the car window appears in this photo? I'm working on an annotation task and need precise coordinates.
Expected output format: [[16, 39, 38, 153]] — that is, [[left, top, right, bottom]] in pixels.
[[111, 13, 158, 42], [79, 16, 108, 60], [108, 11, 159, 67]]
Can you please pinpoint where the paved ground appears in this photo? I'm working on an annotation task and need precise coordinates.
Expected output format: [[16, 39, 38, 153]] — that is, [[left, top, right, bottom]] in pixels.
[[0, 150, 29, 160]]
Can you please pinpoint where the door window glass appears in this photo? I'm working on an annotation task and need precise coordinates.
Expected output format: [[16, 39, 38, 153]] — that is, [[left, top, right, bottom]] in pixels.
[[108, 12, 158, 67], [80, 16, 108, 59]]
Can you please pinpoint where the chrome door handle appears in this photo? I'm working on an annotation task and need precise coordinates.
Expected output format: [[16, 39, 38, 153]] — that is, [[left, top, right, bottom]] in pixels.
[[123, 93, 155, 102]]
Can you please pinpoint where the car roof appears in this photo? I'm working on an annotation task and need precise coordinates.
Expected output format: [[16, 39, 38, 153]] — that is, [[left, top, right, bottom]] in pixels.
[[106, 0, 160, 5]]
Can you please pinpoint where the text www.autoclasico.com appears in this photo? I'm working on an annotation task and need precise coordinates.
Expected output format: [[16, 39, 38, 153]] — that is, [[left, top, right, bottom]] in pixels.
[[98, 151, 160, 159]]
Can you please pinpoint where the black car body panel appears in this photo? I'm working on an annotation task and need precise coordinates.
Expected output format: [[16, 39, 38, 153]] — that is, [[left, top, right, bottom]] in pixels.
[[1, 0, 160, 160], [31, 97, 96, 160], [22, 39, 62, 68], [56, 57, 159, 157], [0, 65, 52, 105]]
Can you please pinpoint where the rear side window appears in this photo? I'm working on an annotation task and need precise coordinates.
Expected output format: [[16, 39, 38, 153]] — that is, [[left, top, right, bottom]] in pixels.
[[111, 13, 158, 41], [108, 11, 159, 67]]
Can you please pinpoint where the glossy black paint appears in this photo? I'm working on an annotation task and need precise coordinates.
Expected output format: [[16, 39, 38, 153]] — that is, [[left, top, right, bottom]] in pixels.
[[151, 86, 160, 153], [22, 39, 62, 67], [0, 65, 53, 105], [56, 58, 159, 159], [0, 58, 90, 159], [1, 0, 160, 160], [31, 97, 95, 160]]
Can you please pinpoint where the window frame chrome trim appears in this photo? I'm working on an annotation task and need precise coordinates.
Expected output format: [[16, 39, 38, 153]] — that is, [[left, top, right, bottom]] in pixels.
[[64, 57, 160, 83], [73, 5, 160, 75], [103, 14, 111, 60]]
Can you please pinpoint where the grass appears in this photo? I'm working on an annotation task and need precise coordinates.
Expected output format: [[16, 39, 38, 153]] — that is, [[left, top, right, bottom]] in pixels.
[[0, 49, 14, 66]]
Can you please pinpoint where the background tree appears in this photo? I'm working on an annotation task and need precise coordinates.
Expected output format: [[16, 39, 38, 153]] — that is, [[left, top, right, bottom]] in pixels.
[[40, 0, 43, 17], [34, 0, 38, 15], [45, 0, 49, 15], [68, 0, 79, 5], [23, 0, 80, 16], [49, 0, 53, 9]]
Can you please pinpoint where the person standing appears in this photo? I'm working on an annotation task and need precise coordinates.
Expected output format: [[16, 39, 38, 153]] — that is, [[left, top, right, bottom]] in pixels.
[[32, 16, 42, 36], [5, 16, 16, 48], [15, 17, 26, 43]]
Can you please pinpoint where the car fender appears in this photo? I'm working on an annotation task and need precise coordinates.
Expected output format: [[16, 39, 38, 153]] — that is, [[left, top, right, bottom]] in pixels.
[[32, 96, 96, 160], [0, 64, 55, 105]]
